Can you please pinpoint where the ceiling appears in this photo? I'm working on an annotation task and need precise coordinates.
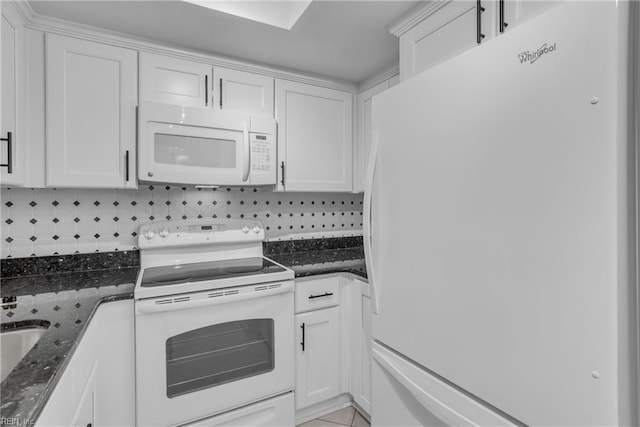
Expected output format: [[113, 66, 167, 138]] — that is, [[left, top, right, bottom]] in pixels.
[[28, 1, 421, 85]]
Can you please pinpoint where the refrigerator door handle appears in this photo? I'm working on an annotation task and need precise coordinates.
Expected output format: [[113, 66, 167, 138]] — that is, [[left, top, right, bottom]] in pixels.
[[364, 131, 380, 314], [372, 346, 478, 426]]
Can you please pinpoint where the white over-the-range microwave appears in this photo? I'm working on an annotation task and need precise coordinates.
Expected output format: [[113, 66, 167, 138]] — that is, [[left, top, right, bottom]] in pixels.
[[138, 101, 276, 186]]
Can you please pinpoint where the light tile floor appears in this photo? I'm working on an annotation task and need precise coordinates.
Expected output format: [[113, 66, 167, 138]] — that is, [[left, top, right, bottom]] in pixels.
[[297, 406, 370, 427]]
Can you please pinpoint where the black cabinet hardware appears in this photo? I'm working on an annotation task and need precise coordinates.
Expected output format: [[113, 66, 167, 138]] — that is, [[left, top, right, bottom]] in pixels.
[[499, 0, 509, 33], [205, 75, 208, 107], [219, 79, 223, 108], [125, 150, 130, 181], [477, 0, 486, 44], [300, 323, 305, 351], [308, 292, 334, 300], [280, 161, 285, 187], [0, 132, 12, 174]]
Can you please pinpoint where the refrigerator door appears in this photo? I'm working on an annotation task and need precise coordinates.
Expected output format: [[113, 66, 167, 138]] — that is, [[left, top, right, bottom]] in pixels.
[[368, 2, 632, 426]]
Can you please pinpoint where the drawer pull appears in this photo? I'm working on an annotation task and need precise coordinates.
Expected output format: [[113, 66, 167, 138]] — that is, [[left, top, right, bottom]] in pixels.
[[1, 132, 12, 174], [308, 292, 334, 300]]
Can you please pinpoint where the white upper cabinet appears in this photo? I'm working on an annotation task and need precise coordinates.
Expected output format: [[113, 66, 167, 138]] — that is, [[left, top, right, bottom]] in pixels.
[[140, 52, 212, 108], [354, 79, 392, 193], [397, 1, 496, 81], [498, 1, 560, 35], [46, 34, 138, 188], [395, 1, 562, 81], [140, 54, 275, 117], [276, 80, 353, 192], [214, 67, 274, 117], [1, 2, 25, 187]]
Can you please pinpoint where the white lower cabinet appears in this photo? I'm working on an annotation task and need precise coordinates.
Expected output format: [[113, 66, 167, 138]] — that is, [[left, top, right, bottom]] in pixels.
[[295, 306, 341, 410], [294, 275, 373, 421], [36, 300, 135, 427], [349, 280, 372, 414]]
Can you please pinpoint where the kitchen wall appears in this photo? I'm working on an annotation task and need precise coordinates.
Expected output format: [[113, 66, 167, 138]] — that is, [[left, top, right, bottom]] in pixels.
[[0, 186, 363, 258]]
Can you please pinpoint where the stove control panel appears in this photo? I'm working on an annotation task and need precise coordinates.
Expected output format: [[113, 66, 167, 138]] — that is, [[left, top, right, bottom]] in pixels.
[[138, 219, 264, 249]]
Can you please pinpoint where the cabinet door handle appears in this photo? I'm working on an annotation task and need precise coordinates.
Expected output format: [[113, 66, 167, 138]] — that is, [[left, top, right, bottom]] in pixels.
[[308, 292, 334, 300], [476, 0, 486, 44], [300, 322, 305, 351], [205, 74, 209, 107], [219, 78, 223, 108], [499, 0, 509, 33], [280, 161, 285, 188], [125, 150, 130, 181], [0, 132, 12, 174]]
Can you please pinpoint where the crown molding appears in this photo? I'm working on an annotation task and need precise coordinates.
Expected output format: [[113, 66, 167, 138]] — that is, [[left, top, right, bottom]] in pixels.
[[389, 0, 450, 37], [15, 1, 358, 93], [357, 63, 399, 94]]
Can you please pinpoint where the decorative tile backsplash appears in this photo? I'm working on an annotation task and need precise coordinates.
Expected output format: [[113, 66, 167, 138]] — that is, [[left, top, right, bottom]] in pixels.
[[1, 186, 363, 258]]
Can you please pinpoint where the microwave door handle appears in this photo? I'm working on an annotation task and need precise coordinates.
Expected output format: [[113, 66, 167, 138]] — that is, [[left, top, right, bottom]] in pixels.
[[242, 123, 250, 182]]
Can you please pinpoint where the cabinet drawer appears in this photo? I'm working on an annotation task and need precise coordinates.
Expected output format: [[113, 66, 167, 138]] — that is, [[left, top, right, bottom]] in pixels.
[[295, 277, 340, 313]]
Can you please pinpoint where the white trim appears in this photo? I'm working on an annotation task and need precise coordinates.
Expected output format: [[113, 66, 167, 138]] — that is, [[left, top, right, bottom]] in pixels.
[[12, 1, 357, 93], [389, 0, 451, 38], [357, 63, 399, 93]]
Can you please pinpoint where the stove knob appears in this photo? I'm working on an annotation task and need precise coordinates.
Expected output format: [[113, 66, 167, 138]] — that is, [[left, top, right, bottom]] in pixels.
[[252, 226, 261, 234], [143, 229, 156, 240], [159, 228, 170, 238], [241, 226, 250, 234]]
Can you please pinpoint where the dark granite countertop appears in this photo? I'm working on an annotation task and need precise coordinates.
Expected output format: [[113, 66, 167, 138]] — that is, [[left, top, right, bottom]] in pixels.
[[264, 236, 367, 280], [0, 252, 138, 424], [0, 239, 366, 424]]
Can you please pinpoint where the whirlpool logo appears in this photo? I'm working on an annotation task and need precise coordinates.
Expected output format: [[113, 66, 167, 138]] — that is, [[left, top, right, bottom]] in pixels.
[[518, 42, 557, 64]]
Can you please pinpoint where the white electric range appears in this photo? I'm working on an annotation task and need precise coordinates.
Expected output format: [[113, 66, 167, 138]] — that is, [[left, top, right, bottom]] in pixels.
[[134, 219, 295, 427]]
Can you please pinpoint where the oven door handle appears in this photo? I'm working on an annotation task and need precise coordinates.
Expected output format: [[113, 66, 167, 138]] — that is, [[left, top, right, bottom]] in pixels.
[[135, 281, 294, 314]]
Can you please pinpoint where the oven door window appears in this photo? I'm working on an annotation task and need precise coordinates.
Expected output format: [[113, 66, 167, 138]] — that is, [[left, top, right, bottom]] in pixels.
[[165, 319, 274, 398]]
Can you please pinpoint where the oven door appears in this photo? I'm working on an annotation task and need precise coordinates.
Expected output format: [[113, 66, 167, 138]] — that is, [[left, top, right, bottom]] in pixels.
[[135, 281, 294, 427], [138, 101, 251, 186]]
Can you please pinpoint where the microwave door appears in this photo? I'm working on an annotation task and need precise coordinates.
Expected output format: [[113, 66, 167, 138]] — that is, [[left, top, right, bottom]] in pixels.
[[140, 122, 247, 186]]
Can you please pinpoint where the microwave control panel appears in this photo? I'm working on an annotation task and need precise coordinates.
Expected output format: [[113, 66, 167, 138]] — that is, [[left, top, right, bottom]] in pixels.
[[250, 133, 276, 185]]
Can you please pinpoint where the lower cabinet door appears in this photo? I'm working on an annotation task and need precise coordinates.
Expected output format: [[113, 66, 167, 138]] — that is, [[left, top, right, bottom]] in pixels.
[[185, 393, 295, 426], [295, 307, 340, 410], [353, 288, 372, 414], [72, 361, 97, 427]]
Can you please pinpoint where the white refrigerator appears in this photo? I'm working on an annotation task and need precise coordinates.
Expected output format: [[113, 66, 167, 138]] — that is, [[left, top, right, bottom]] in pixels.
[[365, 2, 638, 426]]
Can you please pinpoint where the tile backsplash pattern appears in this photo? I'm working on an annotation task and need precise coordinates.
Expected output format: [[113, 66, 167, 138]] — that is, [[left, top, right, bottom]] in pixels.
[[1, 186, 363, 258]]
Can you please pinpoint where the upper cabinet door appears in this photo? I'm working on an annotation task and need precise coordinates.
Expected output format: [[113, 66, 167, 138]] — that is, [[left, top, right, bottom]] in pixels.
[[214, 67, 274, 117], [498, 1, 561, 35], [399, 1, 496, 81], [1, 3, 25, 187], [354, 80, 391, 193], [276, 80, 353, 192], [46, 34, 138, 188], [140, 52, 212, 108]]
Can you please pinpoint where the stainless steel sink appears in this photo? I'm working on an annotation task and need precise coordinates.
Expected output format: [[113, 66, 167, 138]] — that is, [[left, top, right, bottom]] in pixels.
[[1, 323, 48, 382]]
